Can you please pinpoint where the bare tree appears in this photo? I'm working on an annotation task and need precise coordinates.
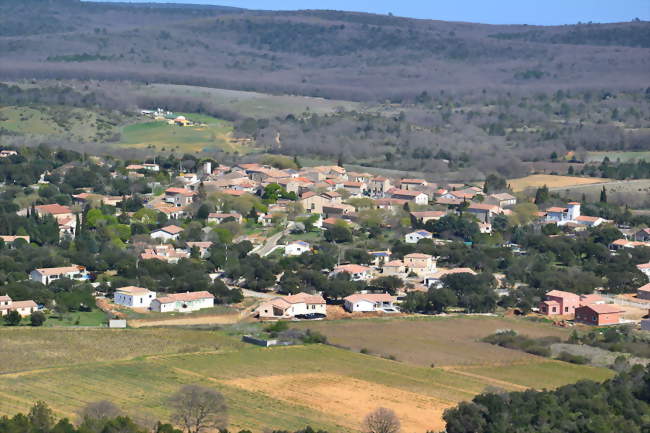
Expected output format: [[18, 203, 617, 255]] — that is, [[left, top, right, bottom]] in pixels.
[[364, 407, 401, 433], [77, 400, 122, 432], [169, 385, 228, 433]]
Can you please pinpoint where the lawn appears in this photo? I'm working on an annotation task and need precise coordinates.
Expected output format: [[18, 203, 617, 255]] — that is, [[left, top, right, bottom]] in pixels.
[[0, 321, 614, 432], [44, 310, 108, 327], [508, 174, 607, 192], [586, 150, 650, 163], [117, 113, 246, 153]]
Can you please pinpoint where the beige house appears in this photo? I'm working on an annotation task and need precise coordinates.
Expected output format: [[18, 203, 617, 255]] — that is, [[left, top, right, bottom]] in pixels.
[[0, 295, 37, 317], [257, 292, 327, 319], [403, 253, 437, 276], [382, 260, 405, 276]]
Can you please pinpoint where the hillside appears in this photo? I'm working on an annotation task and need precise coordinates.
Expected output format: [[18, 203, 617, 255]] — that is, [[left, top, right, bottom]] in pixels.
[[0, 0, 648, 101]]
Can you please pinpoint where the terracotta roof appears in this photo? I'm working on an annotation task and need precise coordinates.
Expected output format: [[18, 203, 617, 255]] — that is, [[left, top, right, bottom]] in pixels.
[[546, 207, 568, 213], [300, 191, 317, 199], [576, 216, 601, 222], [404, 253, 433, 259], [637, 263, 650, 270], [638, 283, 650, 293], [546, 290, 580, 300], [283, 292, 326, 304], [116, 286, 153, 295], [334, 264, 372, 274], [344, 293, 395, 303], [401, 179, 426, 184], [579, 304, 625, 314], [34, 265, 85, 276], [35, 204, 73, 215], [390, 189, 426, 197], [467, 203, 500, 212], [410, 211, 446, 218], [9, 300, 37, 309], [165, 187, 196, 196], [159, 225, 184, 235], [155, 291, 214, 303], [0, 235, 29, 243], [383, 260, 404, 267]]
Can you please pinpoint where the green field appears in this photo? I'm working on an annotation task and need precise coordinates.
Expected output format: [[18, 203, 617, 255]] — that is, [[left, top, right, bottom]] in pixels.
[[138, 84, 361, 118], [117, 113, 244, 153], [44, 310, 108, 327], [0, 105, 121, 142], [587, 151, 650, 163], [0, 317, 614, 432]]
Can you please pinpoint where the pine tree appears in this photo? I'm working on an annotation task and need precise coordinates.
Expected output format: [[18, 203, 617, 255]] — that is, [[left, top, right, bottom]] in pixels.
[[600, 186, 608, 203]]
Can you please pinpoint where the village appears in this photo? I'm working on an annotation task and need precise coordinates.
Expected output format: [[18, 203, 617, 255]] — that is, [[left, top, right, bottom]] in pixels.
[[2, 149, 650, 333]]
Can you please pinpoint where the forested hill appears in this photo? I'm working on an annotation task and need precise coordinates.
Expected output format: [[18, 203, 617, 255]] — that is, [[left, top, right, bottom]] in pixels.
[[0, 0, 649, 100]]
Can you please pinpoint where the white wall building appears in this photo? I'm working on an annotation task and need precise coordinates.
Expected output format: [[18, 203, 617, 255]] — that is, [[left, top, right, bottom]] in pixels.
[[114, 286, 156, 308], [150, 225, 184, 242], [0, 295, 37, 317], [405, 230, 433, 244], [150, 291, 214, 313], [284, 241, 311, 256], [30, 265, 89, 285], [343, 293, 396, 312], [331, 264, 373, 281]]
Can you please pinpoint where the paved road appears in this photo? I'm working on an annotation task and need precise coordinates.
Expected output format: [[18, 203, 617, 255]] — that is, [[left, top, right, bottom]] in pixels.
[[251, 222, 295, 257]]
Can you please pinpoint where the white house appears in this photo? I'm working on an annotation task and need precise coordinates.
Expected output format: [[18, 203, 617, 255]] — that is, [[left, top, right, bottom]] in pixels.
[[164, 187, 196, 207], [284, 241, 311, 256], [150, 225, 184, 242], [0, 295, 37, 317], [575, 215, 606, 228], [207, 213, 243, 224], [331, 264, 373, 281], [405, 230, 433, 244], [30, 265, 89, 285], [343, 293, 396, 313], [544, 202, 581, 226], [389, 189, 429, 205], [257, 292, 327, 319], [113, 286, 156, 309], [150, 291, 214, 313]]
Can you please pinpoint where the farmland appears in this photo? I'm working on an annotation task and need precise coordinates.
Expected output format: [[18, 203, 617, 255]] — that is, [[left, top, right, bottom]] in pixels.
[[508, 174, 608, 192], [117, 113, 244, 153], [587, 150, 650, 163], [0, 318, 614, 432], [293, 315, 574, 367]]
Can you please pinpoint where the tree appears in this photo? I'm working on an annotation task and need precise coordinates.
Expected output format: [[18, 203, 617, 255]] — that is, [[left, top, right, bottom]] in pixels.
[[600, 186, 608, 203], [4, 310, 21, 326], [534, 185, 549, 205], [30, 311, 46, 326], [28, 401, 55, 433], [363, 407, 400, 433], [168, 385, 228, 433], [78, 400, 122, 423]]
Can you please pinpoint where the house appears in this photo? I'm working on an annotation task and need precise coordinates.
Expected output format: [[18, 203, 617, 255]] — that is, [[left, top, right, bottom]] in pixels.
[[164, 188, 196, 207], [140, 244, 190, 263], [0, 150, 18, 158], [410, 211, 446, 225], [609, 239, 650, 250], [574, 304, 624, 326], [300, 192, 328, 214], [424, 268, 476, 288], [322, 203, 355, 218], [368, 250, 391, 267], [636, 263, 650, 278], [575, 215, 606, 228], [487, 193, 517, 208], [284, 241, 311, 256], [403, 253, 437, 276], [368, 176, 392, 197], [342, 181, 367, 196], [405, 230, 433, 244], [374, 198, 409, 212], [207, 212, 243, 224], [343, 293, 396, 312], [465, 203, 502, 223], [382, 260, 405, 276], [539, 290, 581, 316], [34, 203, 77, 237], [634, 228, 650, 242], [150, 225, 184, 242], [0, 235, 30, 247], [114, 286, 157, 309], [150, 291, 215, 313], [400, 179, 427, 191], [637, 283, 650, 301], [544, 202, 581, 226], [257, 292, 327, 319], [0, 295, 37, 317], [185, 242, 213, 258], [30, 265, 89, 285], [331, 264, 373, 281], [389, 189, 428, 205]]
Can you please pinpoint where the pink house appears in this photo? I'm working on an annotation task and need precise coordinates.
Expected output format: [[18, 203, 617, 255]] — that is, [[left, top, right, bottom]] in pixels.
[[539, 290, 580, 316]]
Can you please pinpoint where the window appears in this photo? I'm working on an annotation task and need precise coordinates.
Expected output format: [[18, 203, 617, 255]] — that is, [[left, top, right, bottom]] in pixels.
[[565, 307, 569, 313]]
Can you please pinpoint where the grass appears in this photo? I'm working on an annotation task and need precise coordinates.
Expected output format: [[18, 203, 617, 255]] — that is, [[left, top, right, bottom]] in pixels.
[[508, 174, 608, 192], [0, 319, 614, 432], [117, 113, 244, 153], [293, 315, 574, 367], [138, 84, 361, 118], [116, 305, 237, 321], [586, 151, 650, 163], [44, 310, 108, 327]]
